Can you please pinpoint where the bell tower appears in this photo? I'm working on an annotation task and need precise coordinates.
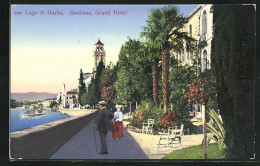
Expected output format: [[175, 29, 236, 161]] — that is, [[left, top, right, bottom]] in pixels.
[[93, 39, 106, 71]]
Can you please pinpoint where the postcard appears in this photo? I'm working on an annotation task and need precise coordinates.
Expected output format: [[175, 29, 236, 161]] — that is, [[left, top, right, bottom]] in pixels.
[[10, 4, 256, 161]]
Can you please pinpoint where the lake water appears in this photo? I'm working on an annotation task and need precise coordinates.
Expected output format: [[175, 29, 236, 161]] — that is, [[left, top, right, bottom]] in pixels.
[[10, 109, 70, 132]]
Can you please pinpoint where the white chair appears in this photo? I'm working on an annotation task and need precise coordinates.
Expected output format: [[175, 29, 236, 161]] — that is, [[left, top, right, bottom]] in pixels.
[[142, 119, 155, 134], [156, 124, 184, 153]]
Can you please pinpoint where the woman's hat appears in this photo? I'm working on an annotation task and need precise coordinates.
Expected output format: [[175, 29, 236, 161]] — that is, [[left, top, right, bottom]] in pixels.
[[98, 101, 107, 105], [115, 105, 122, 108]]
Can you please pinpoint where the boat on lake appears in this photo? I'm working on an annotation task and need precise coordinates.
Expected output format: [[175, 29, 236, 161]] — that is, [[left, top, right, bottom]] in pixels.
[[20, 108, 47, 118]]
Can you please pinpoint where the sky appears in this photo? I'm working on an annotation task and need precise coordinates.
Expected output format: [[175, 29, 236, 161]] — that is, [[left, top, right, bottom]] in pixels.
[[11, 4, 198, 94]]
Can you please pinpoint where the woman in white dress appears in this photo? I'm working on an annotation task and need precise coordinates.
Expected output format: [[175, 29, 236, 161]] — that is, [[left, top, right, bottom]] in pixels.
[[112, 105, 124, 139]]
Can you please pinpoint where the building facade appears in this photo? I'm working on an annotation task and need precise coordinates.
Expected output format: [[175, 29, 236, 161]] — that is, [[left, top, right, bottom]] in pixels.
[[175, 4, 214, 73], [83, 71, 96, 90], [171, 4, 214, 122], [57, 83, 79, 108]]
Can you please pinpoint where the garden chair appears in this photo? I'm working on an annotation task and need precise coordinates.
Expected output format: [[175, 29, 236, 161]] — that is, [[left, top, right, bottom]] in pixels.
[[156, 124, 184, 153], [142, 119, 155, 134]]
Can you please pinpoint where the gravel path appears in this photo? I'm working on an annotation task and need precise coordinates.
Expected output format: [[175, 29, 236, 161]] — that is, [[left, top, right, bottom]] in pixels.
[[50, 119, 148, 159], [50, 114, 213, 160], [123, 122, 208, 159]]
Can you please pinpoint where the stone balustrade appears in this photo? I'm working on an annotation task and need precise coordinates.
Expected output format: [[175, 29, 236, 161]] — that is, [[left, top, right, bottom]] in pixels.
[[10, 110, 98, 159]]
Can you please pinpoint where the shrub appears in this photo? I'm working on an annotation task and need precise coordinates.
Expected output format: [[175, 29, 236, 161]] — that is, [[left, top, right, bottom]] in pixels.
[[182, 120, 196, 135], [159, 111, 178, 130], [147, 104, 165, 130], [130, 100, 164, 130], [130, 107, 149, 128]]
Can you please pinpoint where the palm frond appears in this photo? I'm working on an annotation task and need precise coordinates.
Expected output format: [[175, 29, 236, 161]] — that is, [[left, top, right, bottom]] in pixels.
[[207, 122, 222, 138], [208, 109, 225, 136]]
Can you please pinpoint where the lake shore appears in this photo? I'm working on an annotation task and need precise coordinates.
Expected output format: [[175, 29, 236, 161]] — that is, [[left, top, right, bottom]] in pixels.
[[58, 108, 97, 117]]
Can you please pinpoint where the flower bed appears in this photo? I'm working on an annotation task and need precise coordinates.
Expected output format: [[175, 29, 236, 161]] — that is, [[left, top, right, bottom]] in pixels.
[[126, 124, 142, 133]]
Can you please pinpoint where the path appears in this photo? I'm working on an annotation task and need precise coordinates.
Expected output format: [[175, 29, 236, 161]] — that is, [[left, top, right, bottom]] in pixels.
[[50, 119, 148, 159], [51, 113, 214, 159]]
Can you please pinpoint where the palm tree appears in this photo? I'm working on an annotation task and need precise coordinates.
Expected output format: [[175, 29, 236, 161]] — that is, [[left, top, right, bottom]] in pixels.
[[141, 6, 195, 113], [140, 9, 162, 105]]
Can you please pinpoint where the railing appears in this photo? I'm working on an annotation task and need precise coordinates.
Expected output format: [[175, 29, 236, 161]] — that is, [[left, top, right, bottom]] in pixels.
[[10, 110, 98, 159]]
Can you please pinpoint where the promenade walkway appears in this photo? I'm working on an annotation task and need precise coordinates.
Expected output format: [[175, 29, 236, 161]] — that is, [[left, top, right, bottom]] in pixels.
[[50, 119, 148, 159], [50, 113, 209, 160]]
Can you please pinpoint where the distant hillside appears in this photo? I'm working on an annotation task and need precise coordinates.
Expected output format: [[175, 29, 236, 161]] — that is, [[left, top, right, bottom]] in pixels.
[[11, 92, 58, 101]]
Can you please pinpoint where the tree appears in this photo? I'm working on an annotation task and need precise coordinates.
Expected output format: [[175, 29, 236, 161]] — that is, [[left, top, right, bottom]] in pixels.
[[50, 101, 57, 109], [169, 59, 196, 125], [58, 95, 62, 105], [211, 5, 255, 159], [100, 69, 115, 103], [184, 72, 216, 159], [115, 38, 153, 106], [78, 69, 86, 106], [141, 16, 162, 104], [142, 6, 195, 113], [80, 92, 88, 106], [87, 80, 96, 107], [10, 99, 16, 108], [94, 60, 105, 103]]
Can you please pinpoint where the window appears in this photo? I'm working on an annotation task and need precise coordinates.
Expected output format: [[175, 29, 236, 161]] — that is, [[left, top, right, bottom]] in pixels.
[[188, 51, 192, 61], [202, 10, 207, 41], [181, 52, 185, 63], [202, 50, 207, 72], [189, 24, 192, 36], [210, 6, 214, 13]]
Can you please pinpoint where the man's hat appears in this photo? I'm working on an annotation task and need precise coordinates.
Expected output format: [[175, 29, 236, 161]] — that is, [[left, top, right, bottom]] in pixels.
[[98, 101, 107, 105]]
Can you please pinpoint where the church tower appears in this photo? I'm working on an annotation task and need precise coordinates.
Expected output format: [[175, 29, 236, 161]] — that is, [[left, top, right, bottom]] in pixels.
[[93, 39, 106, 71]]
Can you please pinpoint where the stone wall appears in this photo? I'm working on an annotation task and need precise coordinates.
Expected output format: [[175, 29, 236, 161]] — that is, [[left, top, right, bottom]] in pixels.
[[10, 110, 98, 159]]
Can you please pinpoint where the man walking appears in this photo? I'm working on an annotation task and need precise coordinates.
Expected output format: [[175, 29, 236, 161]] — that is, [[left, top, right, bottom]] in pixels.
[[94, 101, 113, 155]]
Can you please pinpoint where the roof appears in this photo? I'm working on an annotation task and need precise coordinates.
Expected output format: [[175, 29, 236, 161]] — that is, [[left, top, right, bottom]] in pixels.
[[83, 71, 96, 75], [186, 5, 202, 20], [95, 39, 104, 45], [67, 91, 78, 95]]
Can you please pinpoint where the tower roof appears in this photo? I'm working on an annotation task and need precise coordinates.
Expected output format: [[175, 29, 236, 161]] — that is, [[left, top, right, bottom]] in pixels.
[[95, 39, 104, 45]]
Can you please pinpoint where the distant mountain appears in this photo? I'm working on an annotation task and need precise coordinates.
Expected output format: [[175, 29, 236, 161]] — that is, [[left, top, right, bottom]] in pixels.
[[11, 92, 58, 101]]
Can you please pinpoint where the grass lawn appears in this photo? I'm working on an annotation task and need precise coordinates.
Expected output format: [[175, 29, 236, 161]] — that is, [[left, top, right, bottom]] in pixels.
[[162, 143, 226, 159]]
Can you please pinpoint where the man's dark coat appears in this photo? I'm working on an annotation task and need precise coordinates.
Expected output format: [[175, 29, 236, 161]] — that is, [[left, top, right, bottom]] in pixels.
[[94, 108, 113, 132]]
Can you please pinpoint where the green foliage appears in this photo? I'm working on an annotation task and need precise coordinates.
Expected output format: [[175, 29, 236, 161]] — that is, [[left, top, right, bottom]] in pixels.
[[87, 81, 95, 107], [211, 5, 255, 159], [50, 101, 57, 108], [205, 109, 226, 151], [58, 95, 62, 105], [162, 143, 226, 159], [78, 69, 86, 106], [10, 99, 19, 108], [146, 103, 165, 130], [130, 107, 149, 128], [181, 120, 196, 135], [100, 69, 115, 103], [80, 92, 88, 106], [94, 60, 105, 103], [169, 62, 196, 133], [141, 6, 196, 113], [115, 38, 153, 104], [169, 63, 195, 105]]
